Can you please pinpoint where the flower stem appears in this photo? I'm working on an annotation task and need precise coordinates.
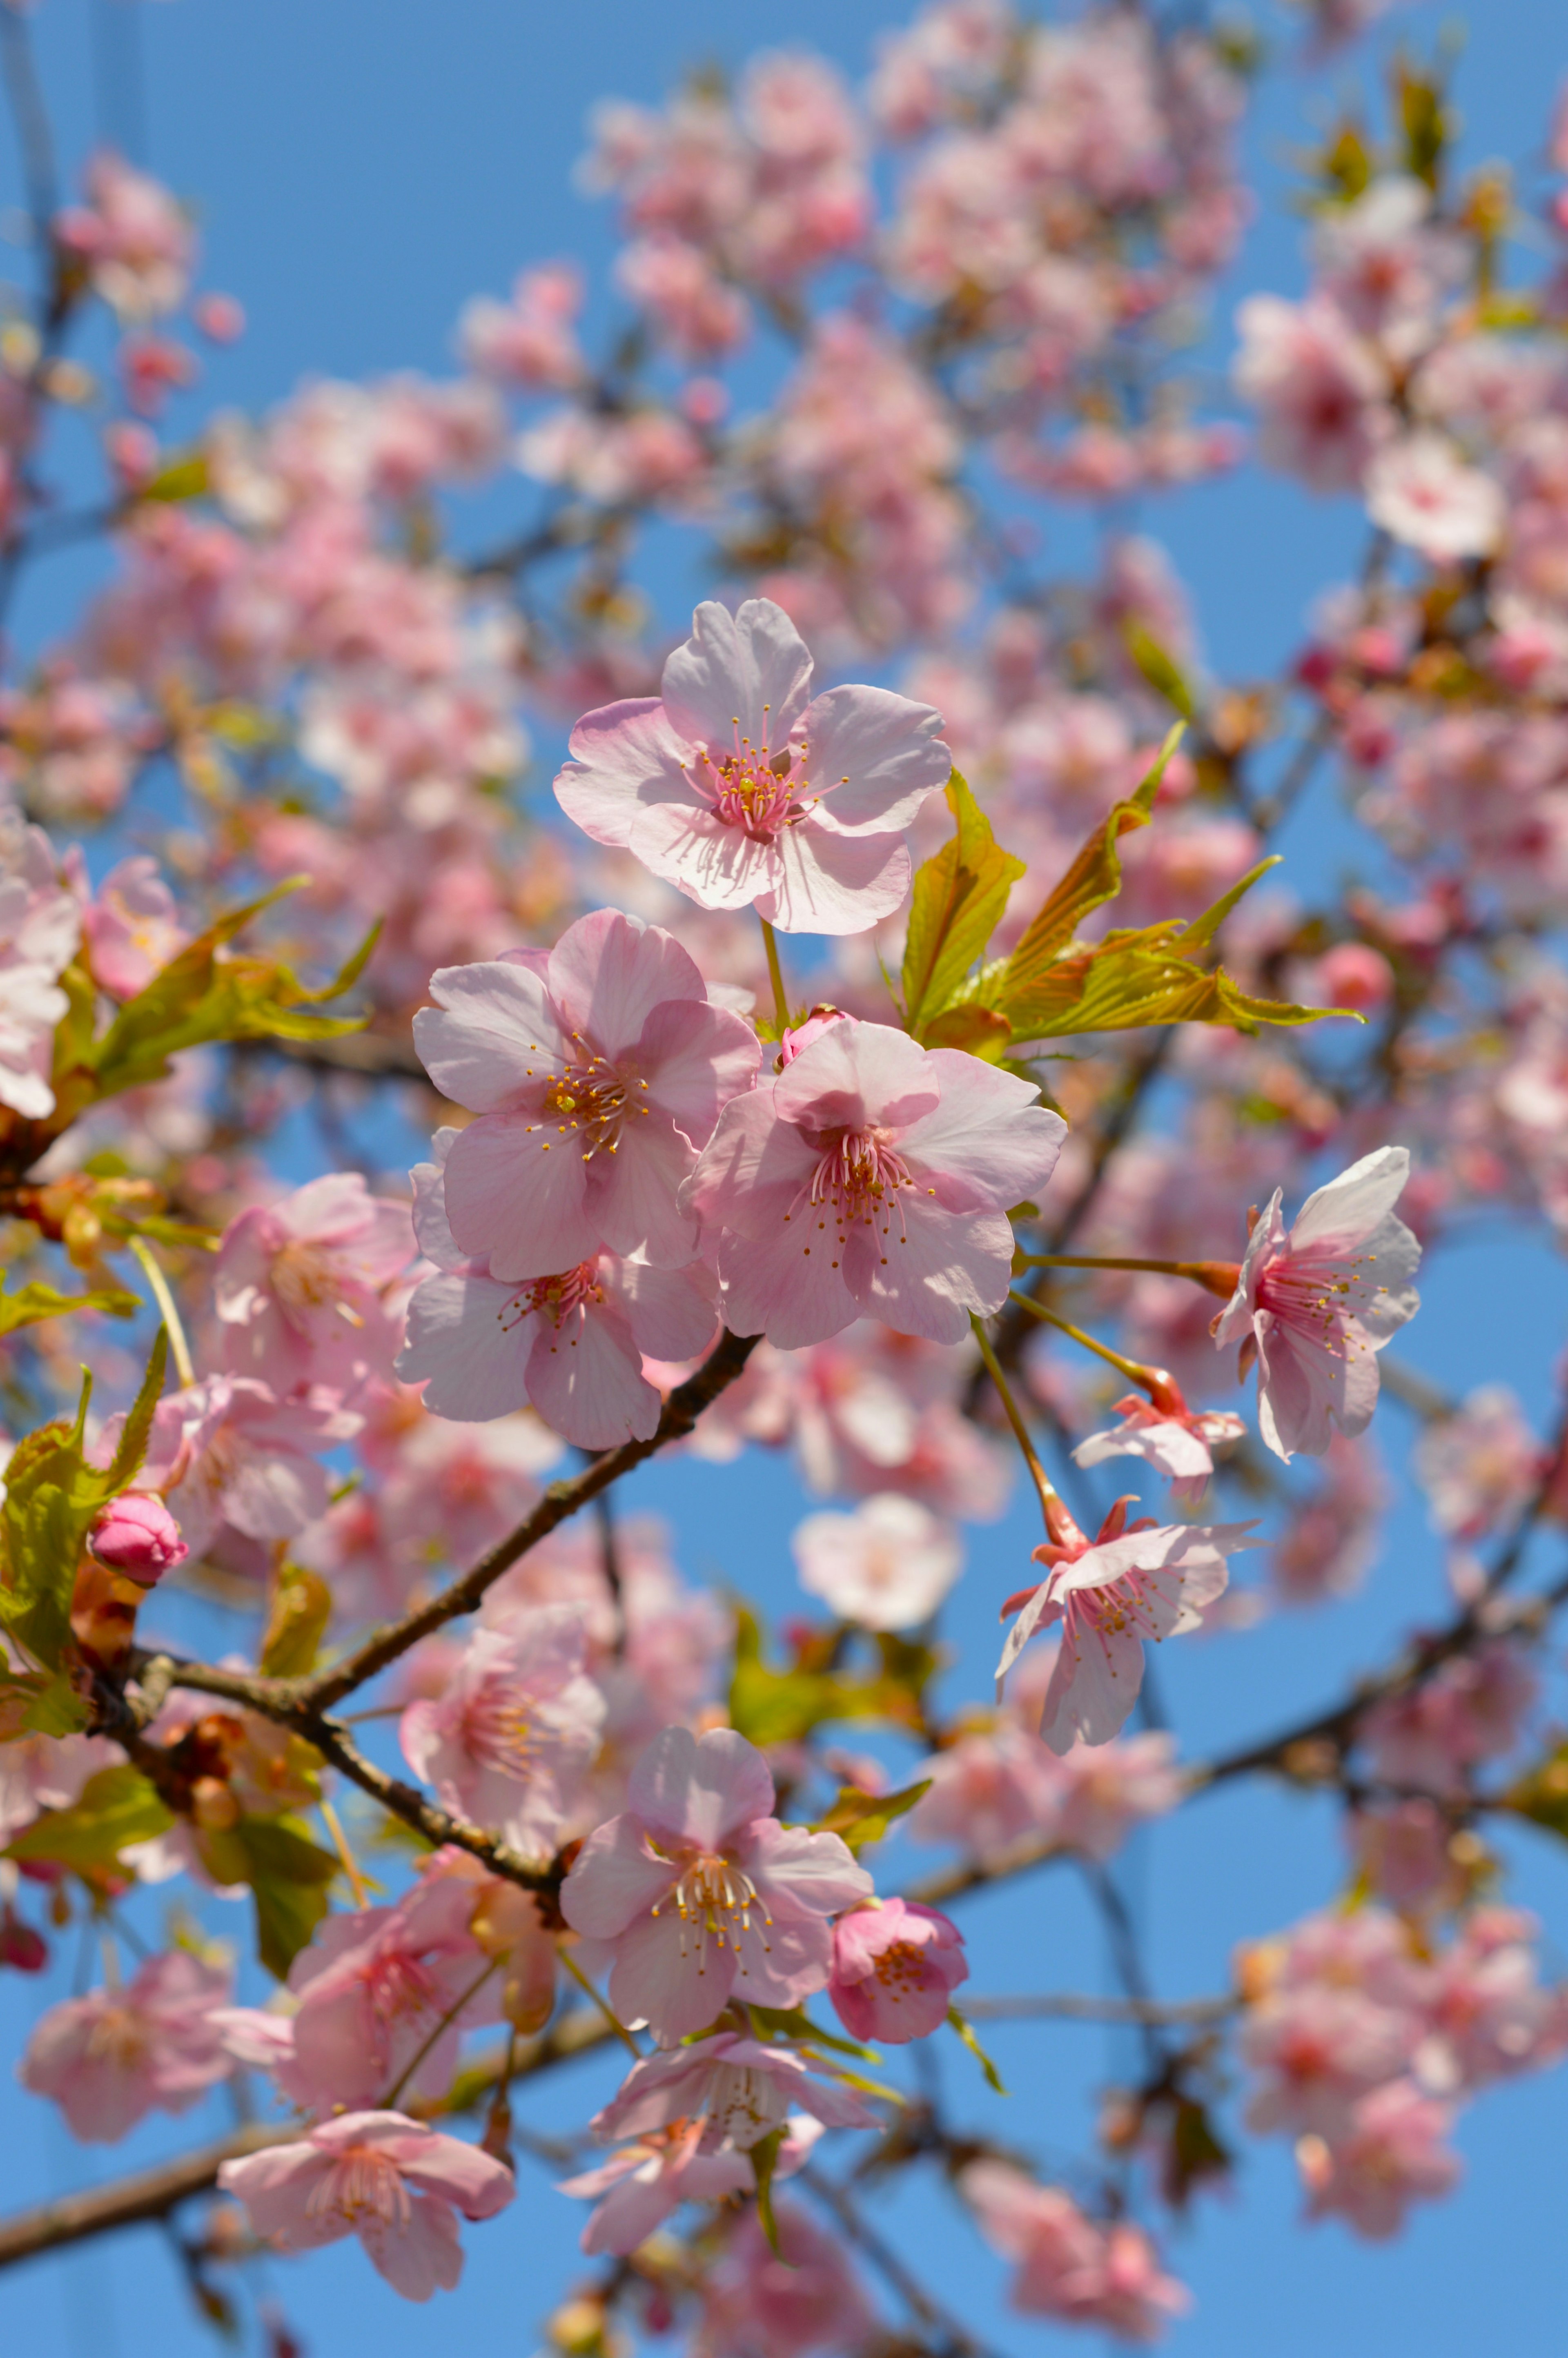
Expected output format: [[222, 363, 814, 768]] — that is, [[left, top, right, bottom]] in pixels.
[[127, 1236, 195, 1387], [759, 914, 791, 1036], [969, 1313, 1069, 1541], [318, 1796, 370, 1909], [1017, 1251, 1239, 1300], [1009, 1292, 1166, 1396], [555, 1939, 642, 2058]]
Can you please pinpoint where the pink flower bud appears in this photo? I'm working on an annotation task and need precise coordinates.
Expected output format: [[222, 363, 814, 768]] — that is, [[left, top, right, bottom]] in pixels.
[[87, 1491, 188, 1586]]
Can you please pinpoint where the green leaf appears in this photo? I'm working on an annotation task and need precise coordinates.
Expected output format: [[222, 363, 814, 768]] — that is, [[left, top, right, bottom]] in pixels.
[[6, 1763, 172, 1876], [88, 886, 379, 1100], [811, 1779, 932, 1853], [1500, 1746, 1568, 1841], [995, 725, 1181, 1000], [746, 2004, 880, 2063], [1122, 625, 1196, 721], [0, 1332, 168, 1674], [198, 1813, 339, 1978], [0, 1271, 140, 1333], [901, 773, 1025, 1038], [260, 1561, 333, 1678], [136, 450, 211, 503], [947, 2003, 1008, 2095], [727, 1605, 927, 1746]]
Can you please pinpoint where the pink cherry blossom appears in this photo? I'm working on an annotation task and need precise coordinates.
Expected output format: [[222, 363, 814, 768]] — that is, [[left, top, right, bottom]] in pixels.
[[1418, 1907, 1561, 2093], [1233, 292, 1392, 491], [57, 151, 194, 321], [588, 2031, 875, 2153], [560, 1724, 872, 2043], [20, 1949, 233, 2142], [559, 2120, 822, 2258], [412, 910, 758, 1283], [86, 1490, 187, 1585], [997, 1498, 1254, 1753], [0, 813, 82, 1121], [1298, 2081, 1461, 2239], [137, 1374, 360, 1560], [683, 1016, 1065, 1348], [278, 1872, 498, 2111], [1362, 1639, 1537, 1798], [1072, 1381, 1245, 1506], [828, 1897, 968, 2041], [791, 1492, 962, 1630], [1365, 432, 1505, 562], [1414, 1385, 1544, 1539], [82, 855, 185, 999], [1212, 1144, 1422, 1462], [458, 263, 585, 390], [554, 599, 950, 933], [696, 2202, 876, 2358], [217, 2111, 514, 2302], [400, 1605, 606, 1861], [396, 1127, 717, 1447], [962, 2160, 1189, 2339], [214, 1173, 413, 1394], [1052, 1726, 1183, 1859]]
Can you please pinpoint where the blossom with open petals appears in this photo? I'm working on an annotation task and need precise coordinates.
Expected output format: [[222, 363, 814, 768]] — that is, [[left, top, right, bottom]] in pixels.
[[1072, 1382, 1245, 1506], [1212, 1144, 1421, 1462], [555, 597, 949, 932], [218, 2111, 514, 2302], [828, 1898, 967, 2041], [396, 1127, 717, 1447], [214, 1172, 413, 1394], [683, 1016, 1065, 1347], [400, 1605, 606, 1861], [997, 1499, 1254, 1754], [412, 909, 758, 1283], [791, 1492, 961, 1629], [560, 1724, 872, 2044], [20, 1950, 232, 2142]]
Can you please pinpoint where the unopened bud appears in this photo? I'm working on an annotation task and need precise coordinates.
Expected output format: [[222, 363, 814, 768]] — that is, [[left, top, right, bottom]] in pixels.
[[88, 1491, 188, 1586]]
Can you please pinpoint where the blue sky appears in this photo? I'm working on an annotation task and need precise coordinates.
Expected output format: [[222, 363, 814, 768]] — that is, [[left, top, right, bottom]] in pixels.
[[4, 2, 1568, 2354]]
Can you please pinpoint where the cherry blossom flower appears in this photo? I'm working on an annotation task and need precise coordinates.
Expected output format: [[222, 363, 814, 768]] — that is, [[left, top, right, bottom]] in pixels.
[[277, 1872, 499, 2111], [559, 2119, 823, 2258], [411, 910, 758, 1283], [554, 598, 950, 932], [1233, 292, 1392, 491], [696, 2202, 876, 2358], [962, 2159, 1189, 2338], [400, 1606, 606, 1861], [1362, 1639, 1537, 1798], [136, 1375, 360, 1559], [1212, 1144, 1422, 1462], [1414, 1385, 1544, 1539], [997, 1498, 1254, 1753], [791, 1492, 962, 1630], [559, 1724, 872, 2043], [82, 855, 184, 999], [396, 1127, 717, 1447], [1418, 1907, 1562, 2094], [214, 1173, 413, 1394], [588, 2031, 875, 2153], [1365, 432, 1505, 563], [218, 2111, 514, 2302], [828, 1897, 968, 2040], [1298, 2082, 1461, 2239], [20, 1950, 233, 2142], [1053, 1727, 1183, 1859], [57, 151, 194, 321], [1072, 1382, 1245, 1505], [683, 1016, 1065, 1348], [0, 813, 82, 1121]]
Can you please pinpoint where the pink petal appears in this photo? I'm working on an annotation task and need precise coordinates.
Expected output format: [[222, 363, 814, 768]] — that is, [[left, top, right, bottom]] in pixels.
[[561, 1816, 678, 1939], [800, 683, 950, 835], [546, 908, 705, 1059], [394, 2129, 518, 2219], [359, 2191, 464, 2300], [628, 1725, 776, 1849], [717, 1217, 861, 1347], [443, 1110, 595, 1283], [555, 697, 700, 849], [630, 799, 781, 912], [757, 822, 913, 935], [1289, 1144, 1410, 1256], [773, 1017, 939, 1133], [745, 1820, 875, 1918], [588, 1113, 703, 1267], [611, 1256, 719, 1363], [395, 1271, 536, 1421], [609, 1903, 737, 2042], [525, 1296, 662, 1450], [899, 1054, 1067, 1212], [635, 996, 760, 1144], [415, 962, 567, 1110], [846, 1201, 1017, 1343], [661, 598, 814, 750]]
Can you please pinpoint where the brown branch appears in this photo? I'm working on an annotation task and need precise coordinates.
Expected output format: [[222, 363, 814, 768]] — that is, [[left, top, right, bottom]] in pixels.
[[0, 2007, 616, 2275]]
